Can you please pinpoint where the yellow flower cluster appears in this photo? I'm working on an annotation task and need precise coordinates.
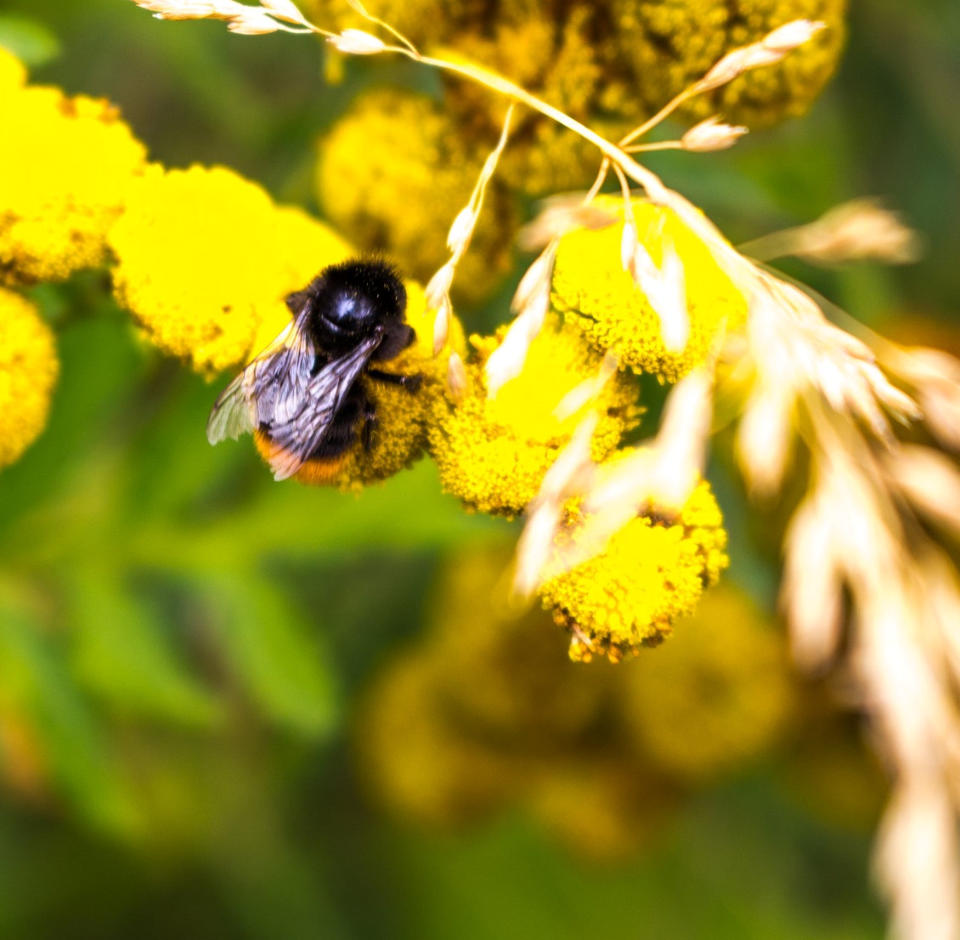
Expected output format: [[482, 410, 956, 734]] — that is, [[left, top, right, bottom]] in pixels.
[[0, 45, 26, 90], [358, 545, 797, 859], [0, 50, 147, 285], [109, 165, 352, 374], [610, 0, 848, 127], [540, 459, 729, 662], [107, 160, 455, 486], [443, 5, 628, 196], [618, 587, 793, 778], [780, 690, 887, 830], [0, 289, 59, 468], [307, 0, 479, 48], [356, 650, 517, 825], [317, 89, 516, 305], [428, 315, 642, 516], [552, 197, 747, 381], [314, 0, 847, 231], [356, 545, 676, 856]]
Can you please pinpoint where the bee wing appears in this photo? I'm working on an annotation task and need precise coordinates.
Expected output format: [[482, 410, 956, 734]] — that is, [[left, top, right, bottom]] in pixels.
[[206, 316, 313, 446], [265, 330, 383, 481]]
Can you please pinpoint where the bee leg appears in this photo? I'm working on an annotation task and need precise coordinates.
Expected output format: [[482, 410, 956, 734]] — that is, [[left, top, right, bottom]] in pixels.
[[373, 323, 416, 361], [361, 396, 378, 452], [368, 369, 423, 393]]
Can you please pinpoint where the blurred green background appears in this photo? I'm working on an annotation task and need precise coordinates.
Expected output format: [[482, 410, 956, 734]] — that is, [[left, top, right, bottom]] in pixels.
[[0, 0, 958, 936]]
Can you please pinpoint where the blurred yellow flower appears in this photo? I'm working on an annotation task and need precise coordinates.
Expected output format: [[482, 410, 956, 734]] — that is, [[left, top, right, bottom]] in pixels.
[[316, 89, 517, 305], [355, 651, 517, 826], [780, 697, 887, 830], [611, 0, 848, 126], [443, 6, 640, 196], [618, 585, 795, 779], [429, 315, 641, 516], [552, 197, 747, 381], [0, 68, 147, 285], [0, 289, 58, 468], [539, 467, 729, 662], [254, 280, 466, 489], [308, 0, 471, 47], [0, 46, 27, 90], [109, 165, 352, 373], [526, 754, 680, 861], [427, 545, 612, 743]]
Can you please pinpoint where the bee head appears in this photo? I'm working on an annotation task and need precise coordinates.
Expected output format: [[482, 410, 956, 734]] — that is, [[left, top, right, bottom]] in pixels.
[[289, 259, 407, 344]]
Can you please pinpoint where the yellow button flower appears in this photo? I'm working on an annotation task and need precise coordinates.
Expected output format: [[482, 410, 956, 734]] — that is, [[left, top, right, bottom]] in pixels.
[[551, 197, 747, 381], [317, 89, 517, 305], [109, 165, 352, 374], [305, 0, 467, 47], [0, 74, 147, 285], [428, 315, 642, 517], [427, 545, 613, 743], [355, 650, 517, 826], [611, 0, 847, 127], [538, 464, 729, 662], [0, 46, 26, 90], [527, 754, 681, 861], [0, 289, 58, 468], [253, 280, 466, 489], [618, 585, 794, 779]]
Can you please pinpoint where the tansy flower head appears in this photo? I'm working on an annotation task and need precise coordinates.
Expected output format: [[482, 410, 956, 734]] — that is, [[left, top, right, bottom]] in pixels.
[[0, 46, 27, 90], [428, 314, 642, 517], [254, 279, 466, 489], [0, 80, 146, 286], [445, 6, 642, 196], [109, 165, 352, 373], [782, 692, 887, 830], [611, 0, 847, 127], [309, 0, 472, 47], [355, 650, 517, 826], [617, 585, 794, 779], [427, 545, 613, 745], [526, 753, 681, 861], [551, 197, 747, 382], [0, 289, 59, 468], [317, 89, 517, 305], [538, 453, 729, 662]]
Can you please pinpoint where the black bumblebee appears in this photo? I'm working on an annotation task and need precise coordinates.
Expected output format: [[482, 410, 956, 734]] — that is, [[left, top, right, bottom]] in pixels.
[[207, 259, 422, 482]]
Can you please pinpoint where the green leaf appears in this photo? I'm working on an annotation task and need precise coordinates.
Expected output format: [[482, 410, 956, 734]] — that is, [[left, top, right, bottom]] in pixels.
[[67, 570, 223, 729], [202, 573, 339, 738], [0, 594, 138, 837], [136, 460, 512, 572], [0, 15, 60, 67]]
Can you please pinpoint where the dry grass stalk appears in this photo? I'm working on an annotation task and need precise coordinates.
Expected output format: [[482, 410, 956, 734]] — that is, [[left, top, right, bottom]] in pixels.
[[741, 198, 922, 265], [680, 116, 749, 152], [132, 0, 314, 33], [425, 103, 515, 354], [517, 366, 714, 592], [446, 351, 467, 401], [517, 195, 616, 251], [553, 351, 619, 422], [484, 241, 557, 395], [512, 412, 598, 598]]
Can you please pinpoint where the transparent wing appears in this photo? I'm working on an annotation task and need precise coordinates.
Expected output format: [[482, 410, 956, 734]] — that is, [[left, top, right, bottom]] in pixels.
[[206, 315, 313, 446], [265, 331, 383, 481]]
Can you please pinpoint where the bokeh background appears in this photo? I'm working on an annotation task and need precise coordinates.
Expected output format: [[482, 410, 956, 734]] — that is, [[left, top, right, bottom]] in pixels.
[[0, 0, 958, 936]]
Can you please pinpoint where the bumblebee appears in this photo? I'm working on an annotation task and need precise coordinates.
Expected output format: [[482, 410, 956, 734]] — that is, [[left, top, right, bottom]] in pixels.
[[207, 259, 422, 482]]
